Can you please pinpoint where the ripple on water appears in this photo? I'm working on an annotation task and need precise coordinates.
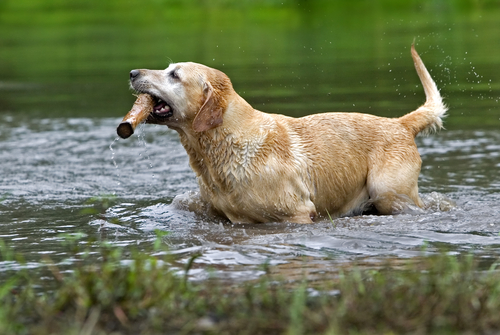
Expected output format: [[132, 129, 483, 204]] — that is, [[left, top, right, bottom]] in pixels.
[[2, 119, 500, 281]]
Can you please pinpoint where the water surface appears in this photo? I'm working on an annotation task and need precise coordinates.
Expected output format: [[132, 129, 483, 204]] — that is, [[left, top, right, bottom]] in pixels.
[[2, 117, 500, 280], [1, 1, 500, 281]]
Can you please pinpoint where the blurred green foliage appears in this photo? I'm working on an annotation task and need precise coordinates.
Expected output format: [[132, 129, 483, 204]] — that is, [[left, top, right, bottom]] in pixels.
[[1, 0, 499, 125]]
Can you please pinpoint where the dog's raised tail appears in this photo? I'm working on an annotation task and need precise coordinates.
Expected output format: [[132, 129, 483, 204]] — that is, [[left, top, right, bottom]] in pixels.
[[399, 45, 448, 137]]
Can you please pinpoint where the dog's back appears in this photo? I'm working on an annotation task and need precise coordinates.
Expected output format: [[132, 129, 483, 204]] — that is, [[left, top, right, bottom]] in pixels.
[[274, 44, 447, 219]]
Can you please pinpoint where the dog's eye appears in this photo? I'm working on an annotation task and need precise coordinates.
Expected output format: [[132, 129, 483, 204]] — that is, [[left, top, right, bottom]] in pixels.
[[169, 70, 180, 80]]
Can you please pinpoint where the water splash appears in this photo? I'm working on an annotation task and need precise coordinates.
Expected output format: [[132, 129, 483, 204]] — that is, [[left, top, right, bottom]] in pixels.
[[135, 123, 157, 185], [109, 137, 121, 186]]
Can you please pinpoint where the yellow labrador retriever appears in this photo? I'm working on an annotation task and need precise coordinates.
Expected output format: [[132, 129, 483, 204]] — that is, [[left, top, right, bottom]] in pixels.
[[118, 45, 446, 223]]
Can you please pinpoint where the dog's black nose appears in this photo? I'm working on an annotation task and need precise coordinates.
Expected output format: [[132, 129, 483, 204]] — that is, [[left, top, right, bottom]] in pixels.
[[130, 69, 140, 80]]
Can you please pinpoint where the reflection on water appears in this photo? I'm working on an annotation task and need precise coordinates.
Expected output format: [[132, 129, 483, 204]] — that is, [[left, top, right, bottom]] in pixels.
[[1, 117, 500, 280], [1, 2, 500, 126]]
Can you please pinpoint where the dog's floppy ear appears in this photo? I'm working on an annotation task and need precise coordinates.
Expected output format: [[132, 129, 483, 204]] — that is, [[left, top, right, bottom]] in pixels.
[[192, 77, 228, 133]]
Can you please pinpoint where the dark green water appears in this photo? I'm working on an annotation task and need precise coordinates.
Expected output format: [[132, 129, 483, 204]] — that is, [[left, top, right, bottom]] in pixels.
[[1, 0, 500, 280]]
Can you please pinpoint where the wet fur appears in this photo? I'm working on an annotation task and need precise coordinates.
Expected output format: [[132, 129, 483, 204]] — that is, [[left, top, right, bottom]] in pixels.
[[129, 45, 447, 223]]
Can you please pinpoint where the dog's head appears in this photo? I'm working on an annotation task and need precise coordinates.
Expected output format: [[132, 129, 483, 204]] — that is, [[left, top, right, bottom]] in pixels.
[[129, 62, 233, 132]]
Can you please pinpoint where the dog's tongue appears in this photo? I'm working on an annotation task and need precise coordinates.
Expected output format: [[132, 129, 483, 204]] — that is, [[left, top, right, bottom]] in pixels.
[[117, 94, 155, 139]]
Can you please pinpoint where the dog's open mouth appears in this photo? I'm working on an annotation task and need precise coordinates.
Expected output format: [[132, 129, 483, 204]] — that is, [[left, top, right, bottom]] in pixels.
[[117, 93, 174, 139], [152, 97, 173, 118]]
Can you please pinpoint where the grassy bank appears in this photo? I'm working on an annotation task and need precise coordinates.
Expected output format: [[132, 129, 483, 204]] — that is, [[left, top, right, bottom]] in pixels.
[[1, 238, 500, 334]]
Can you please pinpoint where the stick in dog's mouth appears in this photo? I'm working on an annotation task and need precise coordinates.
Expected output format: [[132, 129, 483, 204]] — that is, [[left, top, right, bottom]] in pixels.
[[117, 94, 155, 139], [117, 94, 174, 139]]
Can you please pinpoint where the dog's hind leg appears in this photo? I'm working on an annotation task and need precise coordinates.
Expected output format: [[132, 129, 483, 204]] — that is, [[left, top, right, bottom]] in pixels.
[[367, 146, 424, 215]]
